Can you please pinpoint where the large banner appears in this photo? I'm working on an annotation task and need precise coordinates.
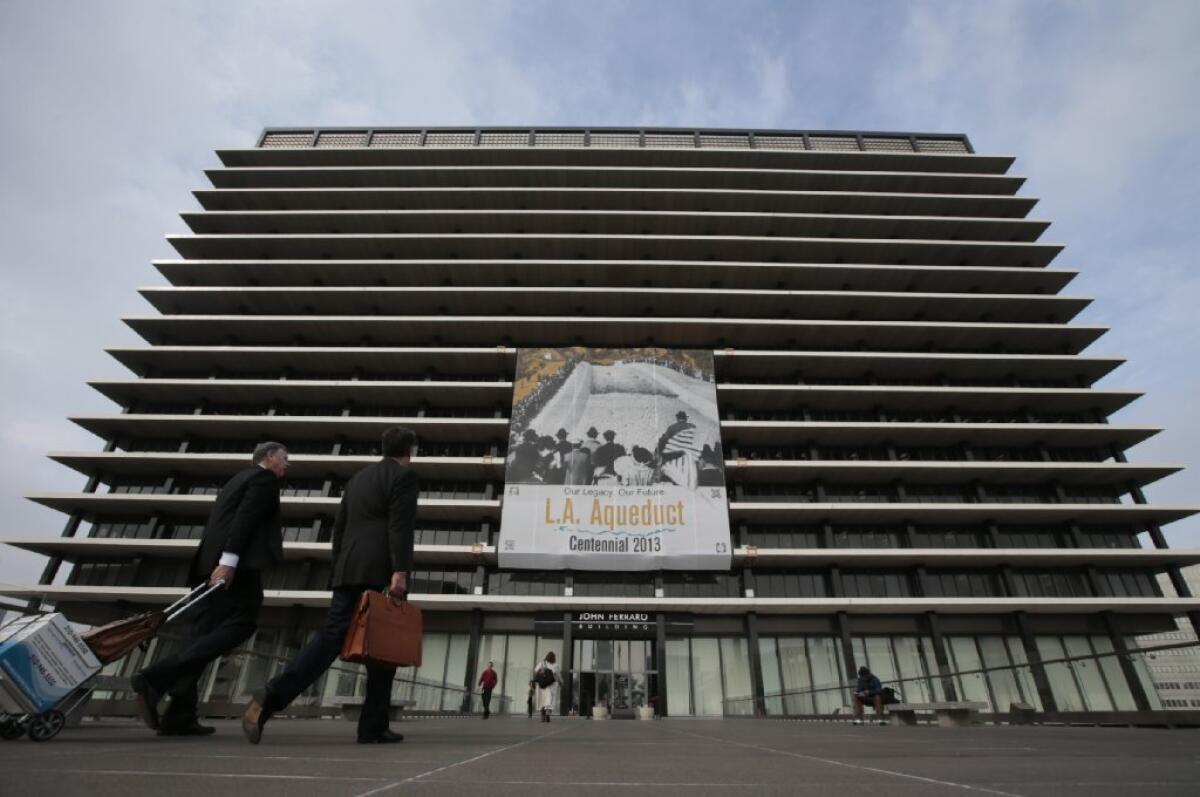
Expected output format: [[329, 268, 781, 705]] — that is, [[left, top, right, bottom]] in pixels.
[[498, 347, 732, 571]]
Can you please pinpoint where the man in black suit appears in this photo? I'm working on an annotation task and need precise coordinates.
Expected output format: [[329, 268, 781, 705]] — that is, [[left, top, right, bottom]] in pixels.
[[242, 426, 419, 745], [131, 441, 289, 736]]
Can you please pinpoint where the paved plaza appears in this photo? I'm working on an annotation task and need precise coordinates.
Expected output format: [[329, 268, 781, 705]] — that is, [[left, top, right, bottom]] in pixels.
[[2, 716, 1198, 796]]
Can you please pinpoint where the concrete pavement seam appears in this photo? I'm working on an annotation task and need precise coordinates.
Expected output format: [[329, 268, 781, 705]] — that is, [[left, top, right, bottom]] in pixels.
[[351, 723, 578, 797], [662, 725, 1025, 797]]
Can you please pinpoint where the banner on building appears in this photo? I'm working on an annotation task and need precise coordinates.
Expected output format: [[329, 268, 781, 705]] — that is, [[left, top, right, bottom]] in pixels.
[[498, 347, 732, 571]]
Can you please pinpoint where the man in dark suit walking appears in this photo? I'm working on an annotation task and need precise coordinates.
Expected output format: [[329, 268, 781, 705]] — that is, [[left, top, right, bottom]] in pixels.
[[241, 426, 419, 745], [131, 441, 289, 736]]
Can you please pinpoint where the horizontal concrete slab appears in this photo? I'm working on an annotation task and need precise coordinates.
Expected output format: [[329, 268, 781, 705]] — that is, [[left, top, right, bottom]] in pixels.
[[106, 345, 1122, 385], [122, 315, 1103, 353], [25, 492, 501, 522], [730, 502, 1198, 525], [67, 414, 1161, 449], [178, 209, 1051, 243], [138, 285, 1088, 324], [205, 163, 1025, 195], [5, 584, 1198, 614], [85, 378, 1135, 414], [217, 142, 1013, 173], [194, 185, 1040, 218], [154, 258, 1074, 293], [7, 535, 1199, 570], [46, 451, 1178, 488], [23, 491, 1197, 526], [165, 232, 1062, 269]]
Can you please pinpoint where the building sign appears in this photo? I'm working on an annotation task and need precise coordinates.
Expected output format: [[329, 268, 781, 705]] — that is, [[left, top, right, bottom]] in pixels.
[[533, 612, 695, 638], [499, 347, 732, 571], [574, 612, 654, 635]]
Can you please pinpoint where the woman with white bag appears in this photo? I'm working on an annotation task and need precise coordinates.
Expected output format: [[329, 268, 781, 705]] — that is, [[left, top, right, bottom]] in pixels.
[[533, 651, 559, 722]]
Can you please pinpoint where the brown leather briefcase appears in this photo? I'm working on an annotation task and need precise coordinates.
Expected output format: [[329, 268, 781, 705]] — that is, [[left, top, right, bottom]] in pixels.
[[340, 590, 423, 668]]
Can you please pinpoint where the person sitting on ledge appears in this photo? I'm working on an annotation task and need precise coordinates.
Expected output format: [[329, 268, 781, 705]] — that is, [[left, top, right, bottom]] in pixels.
[[852, 666, 887, 726]]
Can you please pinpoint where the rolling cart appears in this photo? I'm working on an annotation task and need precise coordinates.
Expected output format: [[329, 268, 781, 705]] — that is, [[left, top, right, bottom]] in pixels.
[[0, 581, 223, 741]]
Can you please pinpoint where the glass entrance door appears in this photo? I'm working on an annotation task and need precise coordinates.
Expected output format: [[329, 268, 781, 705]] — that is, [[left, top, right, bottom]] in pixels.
[[573, 639, 656, 718]]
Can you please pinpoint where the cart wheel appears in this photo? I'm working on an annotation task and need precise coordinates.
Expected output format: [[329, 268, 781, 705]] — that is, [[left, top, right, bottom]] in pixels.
[[27, 711, 65, 742], [0, 717, 24, 740]]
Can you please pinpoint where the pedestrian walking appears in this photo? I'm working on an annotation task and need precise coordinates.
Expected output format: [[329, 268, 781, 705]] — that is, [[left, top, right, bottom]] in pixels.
[[478, 661, 498, 719], [534, 651, 559, 722], [130, 442, 289, 736], [241, 427, 419, 745]]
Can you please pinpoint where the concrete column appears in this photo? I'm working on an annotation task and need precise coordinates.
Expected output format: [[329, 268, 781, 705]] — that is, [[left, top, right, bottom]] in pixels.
[[924, 612, 958, 701], [461, 609, 483, 712], [1014, 611, 1058, 712], [1101, 611, 1151, 711], [745, 613, 766, 716], [560, 611, 573, 715], [655, 613, 668, 716], [835, 611, 857, 682]]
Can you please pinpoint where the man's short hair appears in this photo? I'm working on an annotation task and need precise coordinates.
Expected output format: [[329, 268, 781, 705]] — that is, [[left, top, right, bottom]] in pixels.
[[252, 441, 287, 464], [382, 426, 418, 458]]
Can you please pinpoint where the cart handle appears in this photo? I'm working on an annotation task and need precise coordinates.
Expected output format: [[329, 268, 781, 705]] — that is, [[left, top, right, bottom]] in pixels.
[[164, 580, 225, 623]]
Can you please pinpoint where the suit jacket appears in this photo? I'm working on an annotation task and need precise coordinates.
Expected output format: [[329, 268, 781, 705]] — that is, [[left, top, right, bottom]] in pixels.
[[330, 458, 419, 590], [192, 466, 283, 580]]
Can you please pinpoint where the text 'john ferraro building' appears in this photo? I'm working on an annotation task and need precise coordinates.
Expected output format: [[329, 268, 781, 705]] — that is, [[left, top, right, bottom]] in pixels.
[[3, 126, 1198, 719]]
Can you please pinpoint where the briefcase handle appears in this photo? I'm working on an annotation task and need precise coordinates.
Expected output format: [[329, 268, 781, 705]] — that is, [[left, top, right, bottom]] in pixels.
[[382, 587, 407, 605]]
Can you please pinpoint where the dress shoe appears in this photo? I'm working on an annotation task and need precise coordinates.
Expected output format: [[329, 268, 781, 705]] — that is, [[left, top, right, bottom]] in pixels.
[[129, 673, 162, 731], [357, 729, 404, 744], [158, 720, 216, 737], [241, 697, 273, 745]]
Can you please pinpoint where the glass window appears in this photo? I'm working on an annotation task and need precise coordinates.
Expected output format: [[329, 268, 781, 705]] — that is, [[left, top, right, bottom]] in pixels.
[[1036, 636, 1086, 711], [720, 638, 753, 715], [1091, 636, 1137, 711], [777, 637, 815, 714], [808, 637, 848, 714], [443, 633, 470, 710], [978, 636, 1026, 711], [840, 571, 913, 598], [754, 571, 827, 598], [1062, 636, 1114, 711], [758, 638, 784, 715], [665, 639, 692, 716], [500, 635, 538, 708], [1123, 638, 1162, 710], [946, 636, 992, 708], [691, 638, 724, 716], [894, 636, 938, 703]]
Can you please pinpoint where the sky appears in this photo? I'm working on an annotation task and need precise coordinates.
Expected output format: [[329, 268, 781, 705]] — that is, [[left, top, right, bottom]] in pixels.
[[0, 0, 1198, 588]]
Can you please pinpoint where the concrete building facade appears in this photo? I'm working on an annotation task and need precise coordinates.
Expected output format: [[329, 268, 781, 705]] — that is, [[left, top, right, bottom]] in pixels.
[[3, 127, 1198, 718]]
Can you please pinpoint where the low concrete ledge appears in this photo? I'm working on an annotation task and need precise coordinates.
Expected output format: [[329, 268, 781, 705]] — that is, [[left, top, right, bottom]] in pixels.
[[331, 696, 416, 722], [888, 701, 988, 727]]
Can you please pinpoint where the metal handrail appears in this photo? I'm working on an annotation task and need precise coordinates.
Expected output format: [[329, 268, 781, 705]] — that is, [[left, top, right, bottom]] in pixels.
[[722, 639, 1198, 711]]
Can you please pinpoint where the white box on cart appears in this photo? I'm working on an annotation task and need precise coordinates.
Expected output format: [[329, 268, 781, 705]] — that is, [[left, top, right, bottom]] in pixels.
[[0, 613, 101, 714]]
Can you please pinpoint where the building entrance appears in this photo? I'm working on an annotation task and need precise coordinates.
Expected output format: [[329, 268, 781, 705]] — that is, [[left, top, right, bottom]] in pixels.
[[572, 638, 657, 718]]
